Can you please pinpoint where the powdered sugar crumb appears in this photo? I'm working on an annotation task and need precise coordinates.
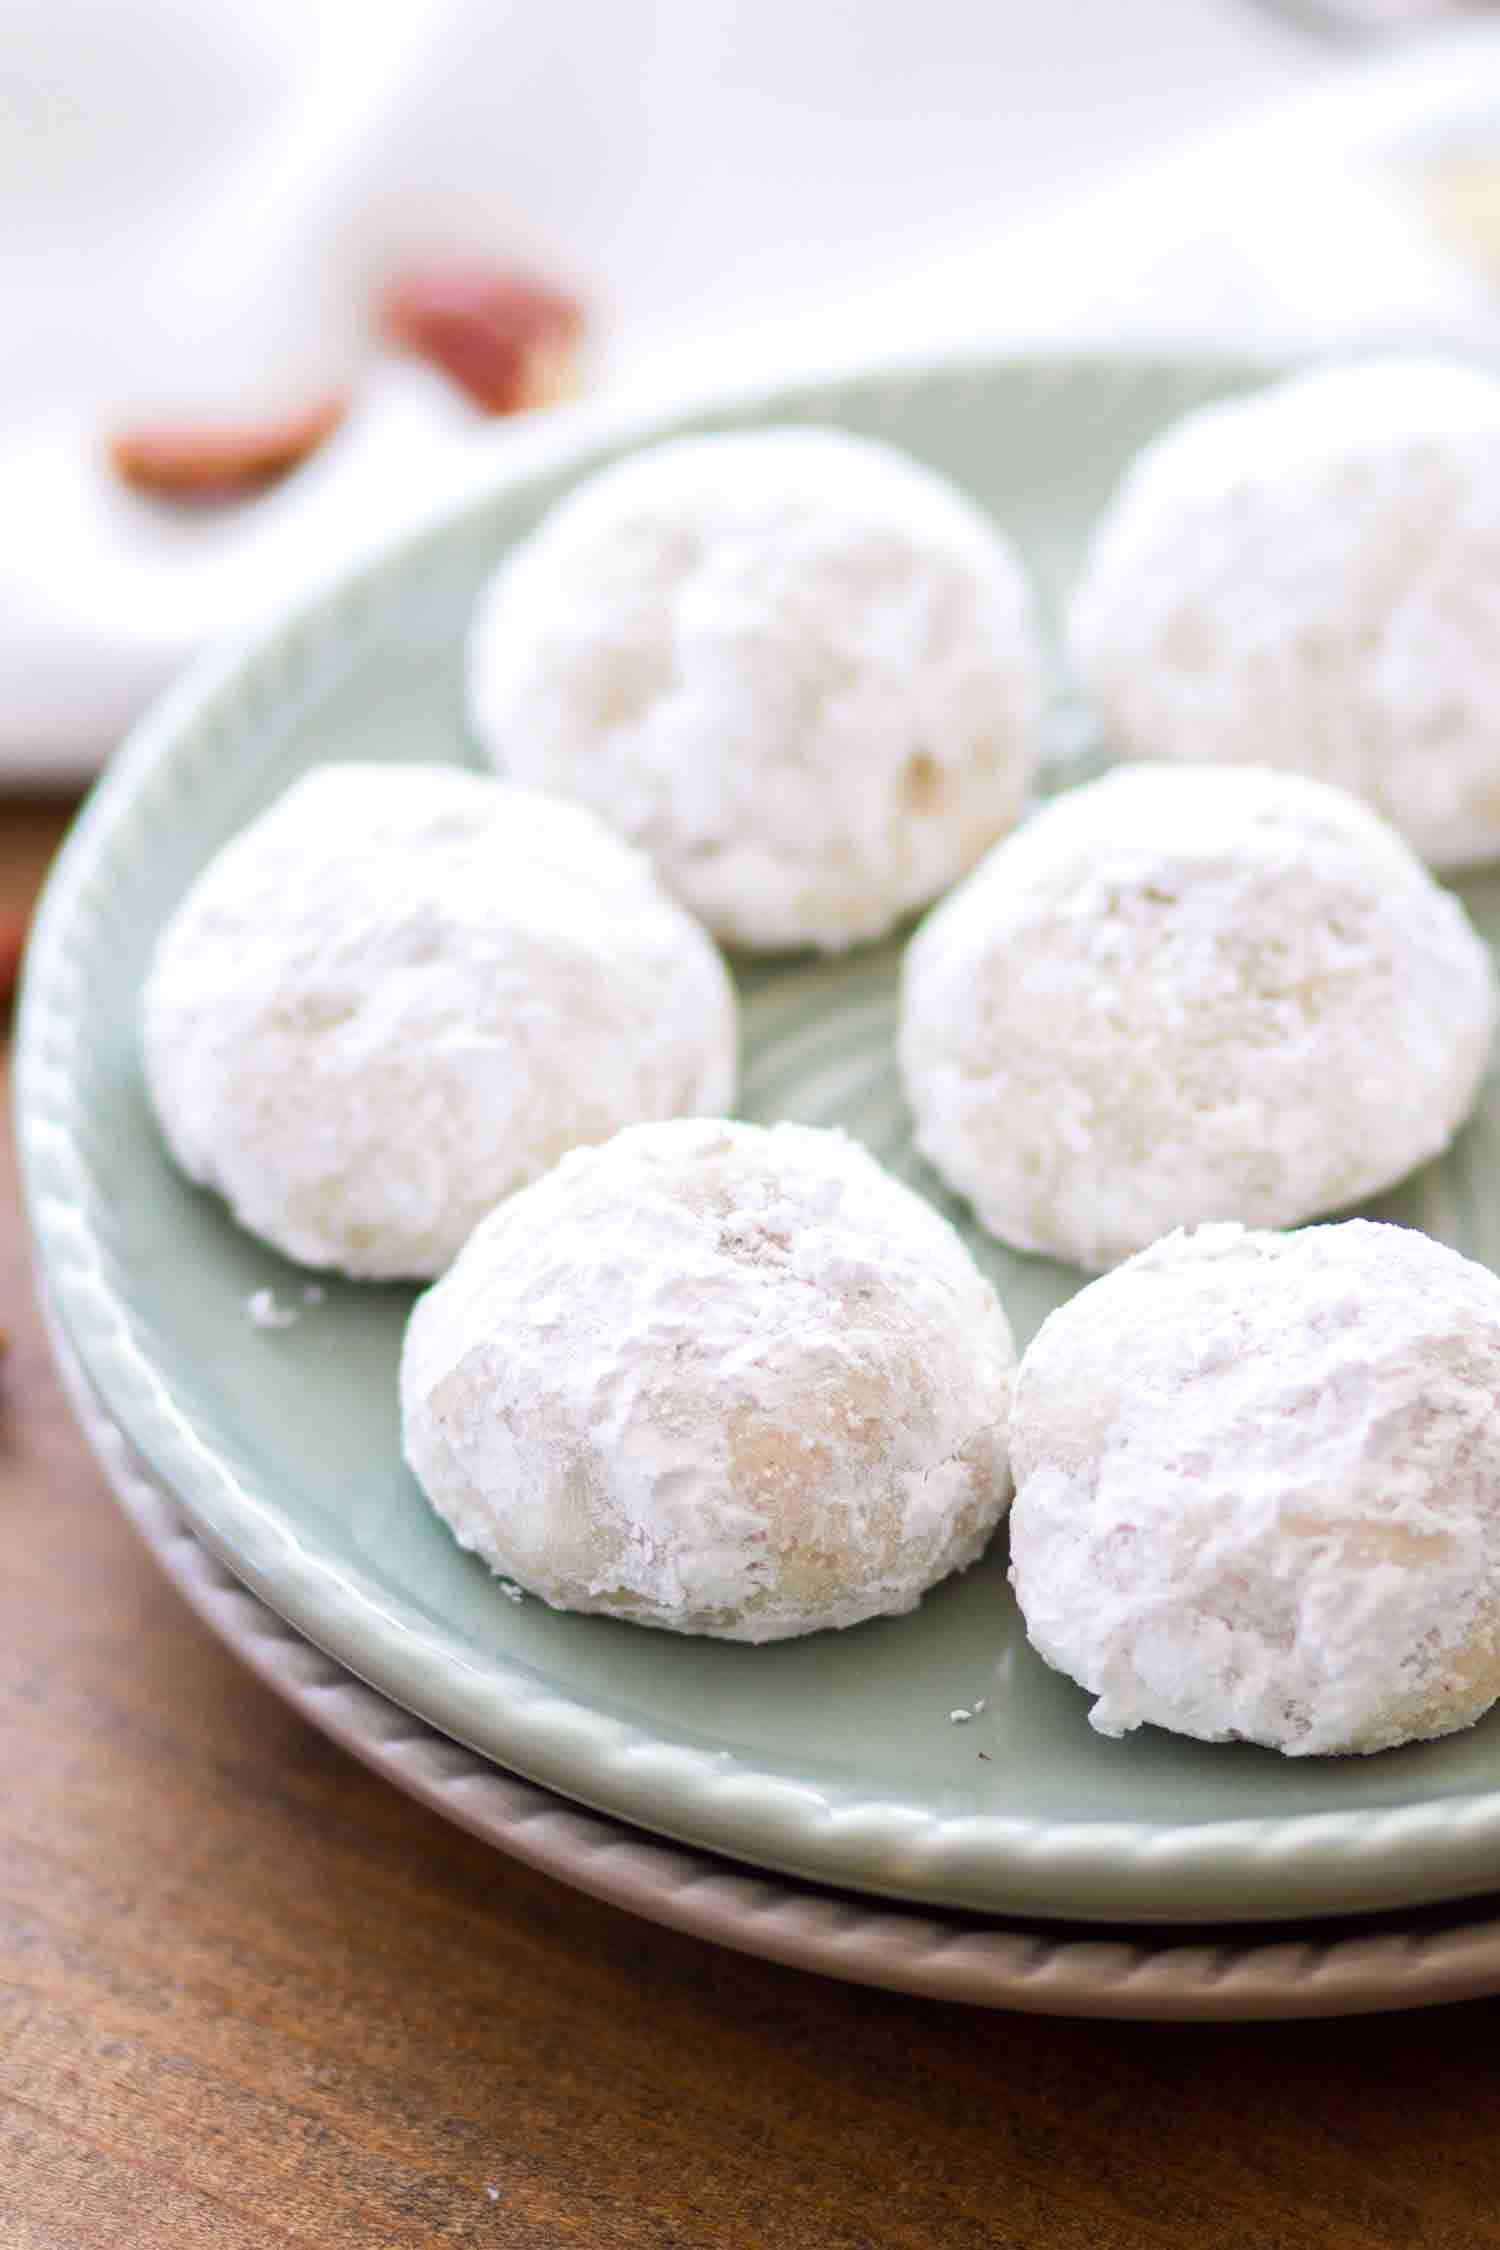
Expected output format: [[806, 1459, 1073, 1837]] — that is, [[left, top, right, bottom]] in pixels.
[[245, 1287, 298, 1331]]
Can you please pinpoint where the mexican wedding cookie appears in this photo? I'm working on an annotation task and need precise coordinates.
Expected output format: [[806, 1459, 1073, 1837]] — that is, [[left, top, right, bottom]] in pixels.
[[900, 763, 1495, 1271], [1009, 1221, 1500, 1756], [400, 1118, 1016, 1640], [1068, 357, 1500, 867], [144, 764, 736, 1279], [466, 427, 1042, 950]]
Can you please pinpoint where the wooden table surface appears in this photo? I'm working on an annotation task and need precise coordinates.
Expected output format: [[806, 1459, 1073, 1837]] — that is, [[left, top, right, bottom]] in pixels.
[[9, 798, 1500, 2250]]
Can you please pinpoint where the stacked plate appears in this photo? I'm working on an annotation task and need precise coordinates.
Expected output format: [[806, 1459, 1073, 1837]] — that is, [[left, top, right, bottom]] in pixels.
[[22, 348, 1500, 2019]]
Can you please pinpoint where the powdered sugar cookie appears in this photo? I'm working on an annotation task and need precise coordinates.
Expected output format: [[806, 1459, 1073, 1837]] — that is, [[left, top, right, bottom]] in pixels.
[[467, 427, 1042, 951], [1068, 357, 1500, 867], [400, 1118, 1016, 1640], [144, 763, 737, 1279], [899, 763, 1495, 1271], [1009, 1220, 1500, 1757]]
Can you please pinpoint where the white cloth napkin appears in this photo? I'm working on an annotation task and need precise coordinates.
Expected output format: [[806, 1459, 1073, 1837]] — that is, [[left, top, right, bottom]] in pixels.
[[8, 0, 1495, 784]]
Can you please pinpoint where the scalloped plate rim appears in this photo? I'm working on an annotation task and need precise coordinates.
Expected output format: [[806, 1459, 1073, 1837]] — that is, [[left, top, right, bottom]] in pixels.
[[58, 1313, 1500, 2021]]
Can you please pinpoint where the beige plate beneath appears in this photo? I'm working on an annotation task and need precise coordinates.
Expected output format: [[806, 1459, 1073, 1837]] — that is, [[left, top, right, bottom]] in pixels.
[[48, 1311, 1500, 2024]]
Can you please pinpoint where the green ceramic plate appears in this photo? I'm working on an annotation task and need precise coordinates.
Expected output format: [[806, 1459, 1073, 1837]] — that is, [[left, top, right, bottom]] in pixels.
[[21, 348, 1500, 1926]]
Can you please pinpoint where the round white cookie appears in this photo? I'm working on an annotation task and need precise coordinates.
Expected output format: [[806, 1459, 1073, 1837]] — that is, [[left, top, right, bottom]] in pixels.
[[1009, 1220, 1500, 1757], [899, 763, 1495, 1272], [1068, 356, 1500, 868], [144, 763, 737, 1279], [400, 1118, 1016, 1640], [466, 426, 1042, 951]]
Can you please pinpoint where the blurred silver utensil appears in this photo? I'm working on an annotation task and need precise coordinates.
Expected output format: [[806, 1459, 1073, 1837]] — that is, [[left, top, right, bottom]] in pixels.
[[1251, 0, 1492, 39]]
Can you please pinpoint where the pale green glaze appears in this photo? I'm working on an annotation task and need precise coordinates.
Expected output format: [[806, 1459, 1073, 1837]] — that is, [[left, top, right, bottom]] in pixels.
[[21, 350, 1500, 1924]]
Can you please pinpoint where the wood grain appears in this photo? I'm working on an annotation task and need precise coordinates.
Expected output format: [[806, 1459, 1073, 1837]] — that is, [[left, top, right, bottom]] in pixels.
[[7, 797, 1500, 2250]]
